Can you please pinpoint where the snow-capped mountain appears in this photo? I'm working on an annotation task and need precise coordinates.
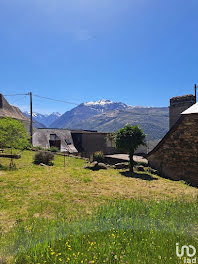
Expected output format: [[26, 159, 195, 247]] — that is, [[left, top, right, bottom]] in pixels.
[[23, 111, 61, 127], [83, 100, 128, 112], [84, 99, 127, 107], [49, 99, 169, 140], [50, 99, 128, 128], [22, 99, 169, 140], [84, 99, 114, 106]]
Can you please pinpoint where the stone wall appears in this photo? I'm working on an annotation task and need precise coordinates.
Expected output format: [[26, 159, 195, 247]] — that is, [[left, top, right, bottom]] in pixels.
[[147, 114, 198, 187], [169, 94, 195, 129]]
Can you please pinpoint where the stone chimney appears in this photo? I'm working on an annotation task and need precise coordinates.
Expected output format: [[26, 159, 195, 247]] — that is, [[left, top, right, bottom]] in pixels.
[[169, 94, 196, 129]]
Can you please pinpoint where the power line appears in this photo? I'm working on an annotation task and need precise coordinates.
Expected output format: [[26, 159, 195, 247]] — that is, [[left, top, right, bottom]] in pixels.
[[3, 92, 114, 108], [4, 93, 79, 105], [33, 94, 79, 105], [4, 93, 29, 96], [12, 95, 27, 104]]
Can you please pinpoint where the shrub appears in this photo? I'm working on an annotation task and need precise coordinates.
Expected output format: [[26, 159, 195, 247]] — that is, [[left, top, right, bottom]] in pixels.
[[33, 146, 45, 151], [93, 151, 105, 163], [33, 151, 54, 165], [47, 147, 59, 153], [23, 145, 32, 150]]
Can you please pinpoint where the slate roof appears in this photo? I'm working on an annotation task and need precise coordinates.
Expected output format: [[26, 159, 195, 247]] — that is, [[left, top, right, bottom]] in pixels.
[[33, 129, 78, 153]]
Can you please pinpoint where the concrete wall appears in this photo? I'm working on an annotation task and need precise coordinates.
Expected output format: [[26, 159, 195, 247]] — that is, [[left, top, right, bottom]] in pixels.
[[169, 95, 195, 129], [72, 132, 117, 155], [147, 114, 198, 187], [72, 132, 147, 155]]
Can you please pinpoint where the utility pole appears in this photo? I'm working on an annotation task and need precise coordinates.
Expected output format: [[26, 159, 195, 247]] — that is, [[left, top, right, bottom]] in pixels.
[[29, 92, 33, 144], [195, 84, 197, 103]]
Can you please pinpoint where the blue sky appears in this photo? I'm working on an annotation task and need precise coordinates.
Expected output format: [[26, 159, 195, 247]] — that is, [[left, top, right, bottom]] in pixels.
[[0, 0, 198, 114]]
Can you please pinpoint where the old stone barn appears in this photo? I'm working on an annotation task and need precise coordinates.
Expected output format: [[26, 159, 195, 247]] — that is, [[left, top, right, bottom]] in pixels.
[[33, 128, 116, 155], [147, 95, 198, 187]]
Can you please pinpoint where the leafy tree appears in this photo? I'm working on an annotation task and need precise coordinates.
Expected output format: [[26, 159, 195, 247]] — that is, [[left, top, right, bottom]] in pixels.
[[115, 124, 146, 172], [0, 117, 30, 167]]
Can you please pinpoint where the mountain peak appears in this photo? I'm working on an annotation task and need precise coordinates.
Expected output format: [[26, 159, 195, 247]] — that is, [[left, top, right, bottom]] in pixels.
[[23, 111, 61, 127], [49, 112, 61, 117], [84, 99, 114, 106]]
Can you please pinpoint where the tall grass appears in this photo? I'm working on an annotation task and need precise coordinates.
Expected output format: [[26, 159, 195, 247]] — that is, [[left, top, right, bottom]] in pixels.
[[2, 199, 198, 264]]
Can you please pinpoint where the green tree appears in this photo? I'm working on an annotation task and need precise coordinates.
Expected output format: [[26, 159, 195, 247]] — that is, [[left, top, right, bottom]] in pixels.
[[115, 124, 146, 172], [0, 117, 30, 167]]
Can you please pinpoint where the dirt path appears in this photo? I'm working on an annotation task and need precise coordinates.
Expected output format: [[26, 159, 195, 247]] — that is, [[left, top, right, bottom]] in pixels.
[[105, 154, 148, 164]]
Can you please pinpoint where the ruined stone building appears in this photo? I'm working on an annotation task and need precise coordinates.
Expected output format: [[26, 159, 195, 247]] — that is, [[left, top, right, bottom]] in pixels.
[[147, 94, 198, 187]]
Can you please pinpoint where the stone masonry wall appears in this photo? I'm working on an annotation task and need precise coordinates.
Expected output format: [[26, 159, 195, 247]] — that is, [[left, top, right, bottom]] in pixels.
[[148, 114, 198, 187]]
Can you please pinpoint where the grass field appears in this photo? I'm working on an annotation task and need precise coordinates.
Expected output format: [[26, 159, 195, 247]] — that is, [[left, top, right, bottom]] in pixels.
[[0, 150, 198, 263]]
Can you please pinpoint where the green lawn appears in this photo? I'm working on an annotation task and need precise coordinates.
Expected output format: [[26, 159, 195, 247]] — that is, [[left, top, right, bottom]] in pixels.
[[0, 150, 198, 263]]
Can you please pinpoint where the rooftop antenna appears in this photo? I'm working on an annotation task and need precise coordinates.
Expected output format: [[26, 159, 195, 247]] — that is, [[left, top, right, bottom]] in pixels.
[[195, 84, 197, 103]]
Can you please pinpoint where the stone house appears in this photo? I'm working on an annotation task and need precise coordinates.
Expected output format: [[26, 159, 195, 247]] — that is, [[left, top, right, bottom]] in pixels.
[[147, 95, 198, 187]]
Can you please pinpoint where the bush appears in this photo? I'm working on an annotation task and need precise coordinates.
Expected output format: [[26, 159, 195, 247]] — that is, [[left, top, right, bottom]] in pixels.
[[93, 151, 105, 163], [47, 147, 59, 153], [33, 151, 54, 165], [23, 145, 32, 150], [33, 146, 45, 151]]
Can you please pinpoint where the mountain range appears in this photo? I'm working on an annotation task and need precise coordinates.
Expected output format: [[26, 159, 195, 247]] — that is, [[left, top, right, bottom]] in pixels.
[[23, 112, 61, 128], [50, 100, 128, 128], [23, 100, 169, 141]]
